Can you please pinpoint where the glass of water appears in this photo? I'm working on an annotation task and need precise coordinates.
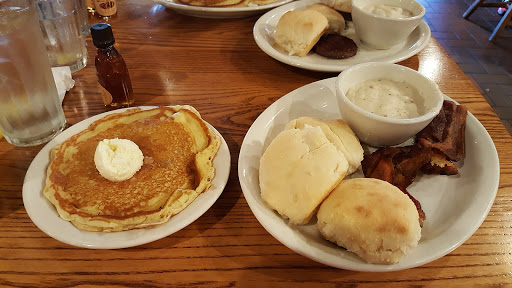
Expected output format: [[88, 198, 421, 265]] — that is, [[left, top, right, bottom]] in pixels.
[[36, 0, 88, 73], [0, 0, 67, 147]]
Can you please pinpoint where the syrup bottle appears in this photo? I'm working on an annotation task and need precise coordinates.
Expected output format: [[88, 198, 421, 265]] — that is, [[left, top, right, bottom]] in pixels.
[[90, 23, 134, 108]]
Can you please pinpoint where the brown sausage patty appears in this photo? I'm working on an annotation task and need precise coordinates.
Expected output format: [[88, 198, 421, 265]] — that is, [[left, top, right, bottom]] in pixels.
[[313, 34, 358, 59]]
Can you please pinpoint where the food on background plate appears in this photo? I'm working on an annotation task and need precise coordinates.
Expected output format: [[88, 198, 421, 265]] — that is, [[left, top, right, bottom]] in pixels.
[[43, 106, 221, 232], [274, 3, 358, 59], [322, 0, 352, 19], [307, 3, 346, 34], [259, 125, 349, 224], [249, 0, 283, 5], [285, 116, 363, 174], [317, 178, 421, 264], [313, 33, 357, 59], [274, 9, 329, 57], [176, 0, 280, 7]]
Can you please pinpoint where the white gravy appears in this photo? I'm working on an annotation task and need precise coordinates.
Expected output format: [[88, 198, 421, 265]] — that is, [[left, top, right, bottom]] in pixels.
[[346, 79, 423, 119], [365, 4, 414, 19]]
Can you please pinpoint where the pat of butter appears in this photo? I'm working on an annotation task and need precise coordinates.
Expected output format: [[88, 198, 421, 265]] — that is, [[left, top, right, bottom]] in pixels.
[[94, 138, 144, 182]]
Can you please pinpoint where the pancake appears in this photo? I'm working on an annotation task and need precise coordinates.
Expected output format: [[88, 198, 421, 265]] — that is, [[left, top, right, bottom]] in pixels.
[[43, 106, 220, 232], [176, 0, 248, 7], [248, 0, 281, 5], [175, 0, 280, 7]]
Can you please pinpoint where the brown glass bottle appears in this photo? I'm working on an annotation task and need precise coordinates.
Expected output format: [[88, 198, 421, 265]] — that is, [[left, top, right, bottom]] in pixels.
[[90, 23, 134, 108]]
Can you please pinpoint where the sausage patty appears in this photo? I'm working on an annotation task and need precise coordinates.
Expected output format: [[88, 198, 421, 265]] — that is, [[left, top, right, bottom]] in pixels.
[[313, 34, 358, 59]]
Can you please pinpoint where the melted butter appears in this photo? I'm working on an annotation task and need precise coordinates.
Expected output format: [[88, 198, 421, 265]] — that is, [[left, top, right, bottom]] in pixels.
[[365, 4, 413, 19], [346, 79, 423, 119]]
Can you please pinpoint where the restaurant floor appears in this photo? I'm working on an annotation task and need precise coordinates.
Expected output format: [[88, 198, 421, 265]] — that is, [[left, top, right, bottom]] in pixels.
[[418, 0, 512, 135]]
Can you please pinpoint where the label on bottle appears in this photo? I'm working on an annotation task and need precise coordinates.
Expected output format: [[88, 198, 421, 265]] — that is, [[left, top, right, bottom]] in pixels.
[[99, 85, 113, 105], [94, 0, 116, 16]]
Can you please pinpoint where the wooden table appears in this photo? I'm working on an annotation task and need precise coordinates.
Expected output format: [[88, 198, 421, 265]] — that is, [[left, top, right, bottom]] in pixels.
[[1, 0, 512, 286]]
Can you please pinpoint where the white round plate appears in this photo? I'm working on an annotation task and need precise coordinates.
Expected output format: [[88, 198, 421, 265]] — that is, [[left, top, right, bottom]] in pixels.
[[23, 106, 231, 249], [238, 78, 499, 272], [253, 0, 431, 72], [153, 0, 293, 18]]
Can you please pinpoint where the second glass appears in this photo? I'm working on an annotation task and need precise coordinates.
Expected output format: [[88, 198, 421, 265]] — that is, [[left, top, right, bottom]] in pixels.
[[36, 0, 88, 73]]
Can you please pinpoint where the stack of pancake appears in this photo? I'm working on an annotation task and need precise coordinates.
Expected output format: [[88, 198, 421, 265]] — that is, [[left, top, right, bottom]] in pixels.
[[43, 106, 220, 232], [176, 0, 280, 7]]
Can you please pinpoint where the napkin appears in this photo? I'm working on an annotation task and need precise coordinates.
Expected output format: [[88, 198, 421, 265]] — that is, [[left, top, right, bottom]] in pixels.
[[52, 66, 75, 104]]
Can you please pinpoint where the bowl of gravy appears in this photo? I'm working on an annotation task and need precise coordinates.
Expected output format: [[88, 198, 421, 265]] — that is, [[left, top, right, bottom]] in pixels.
[[335, 62, 443, 147], [352, 0, 425, 49]]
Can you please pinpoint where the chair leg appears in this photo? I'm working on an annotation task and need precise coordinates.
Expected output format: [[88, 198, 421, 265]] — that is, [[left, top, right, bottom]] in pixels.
[[490, 4, 512, 41], [463, 0, 485, 19]]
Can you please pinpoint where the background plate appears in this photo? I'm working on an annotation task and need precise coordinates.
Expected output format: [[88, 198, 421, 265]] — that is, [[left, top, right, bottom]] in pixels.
[[238, 78, 499, 271], [253, 0, 431, 72], [23, 106, 231, 249], [153, 0, 293, 18]]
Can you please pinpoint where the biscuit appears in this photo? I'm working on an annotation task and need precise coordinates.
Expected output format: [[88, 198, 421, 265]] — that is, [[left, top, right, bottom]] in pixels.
[[317, 178, 421, 264], [274, 9, 329, 57], [285, 117, 363, 174], [306, 3, 346, 34], [259, 126, 349, 224]]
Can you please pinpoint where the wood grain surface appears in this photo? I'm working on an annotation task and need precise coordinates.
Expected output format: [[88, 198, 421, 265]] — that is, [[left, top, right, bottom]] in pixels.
[[1, 0, 512, 287]]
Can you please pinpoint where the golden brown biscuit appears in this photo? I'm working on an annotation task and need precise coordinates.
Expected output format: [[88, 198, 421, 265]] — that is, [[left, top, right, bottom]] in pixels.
[[274, 9, 329, 57], [317, 178, 421, 264]]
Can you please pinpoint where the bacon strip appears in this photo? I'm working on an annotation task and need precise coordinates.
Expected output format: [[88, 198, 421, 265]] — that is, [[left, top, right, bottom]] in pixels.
[[416, 100, 467, 161], [362, 146, 428, 226], [361, 100, 468, 227]]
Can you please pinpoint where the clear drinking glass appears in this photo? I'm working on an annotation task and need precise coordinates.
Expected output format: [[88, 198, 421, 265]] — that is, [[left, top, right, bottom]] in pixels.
[[0, 0, 67, 147], [76, 0, 91, 36], [36, 0, 88, 73]]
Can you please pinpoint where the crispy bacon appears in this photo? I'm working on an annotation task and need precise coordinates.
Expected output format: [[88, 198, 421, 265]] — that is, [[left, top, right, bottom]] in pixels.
[[421, 149, 459, 175], [362, 146, 428, 226], [362, 100, 467, 227], [416, 100, 467, 161]]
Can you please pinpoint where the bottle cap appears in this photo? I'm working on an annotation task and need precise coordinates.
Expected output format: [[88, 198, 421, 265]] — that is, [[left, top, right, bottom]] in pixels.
[[91, 23, 115, 49]]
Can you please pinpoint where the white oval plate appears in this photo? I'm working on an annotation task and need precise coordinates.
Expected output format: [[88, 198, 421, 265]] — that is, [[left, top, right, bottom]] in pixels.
[[23, 106, 231, 249], [238, 78, 500, 272], [153, 0, 293, 18], [253, 0, 431, 72]]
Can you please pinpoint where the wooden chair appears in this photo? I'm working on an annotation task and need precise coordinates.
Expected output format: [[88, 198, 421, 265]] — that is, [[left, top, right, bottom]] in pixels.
[[463, 0, 512, 42]]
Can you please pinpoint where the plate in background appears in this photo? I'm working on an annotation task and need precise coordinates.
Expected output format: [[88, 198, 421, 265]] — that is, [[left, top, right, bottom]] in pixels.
[[154, 0, 293, 18], [253, 0, 431, 72]]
